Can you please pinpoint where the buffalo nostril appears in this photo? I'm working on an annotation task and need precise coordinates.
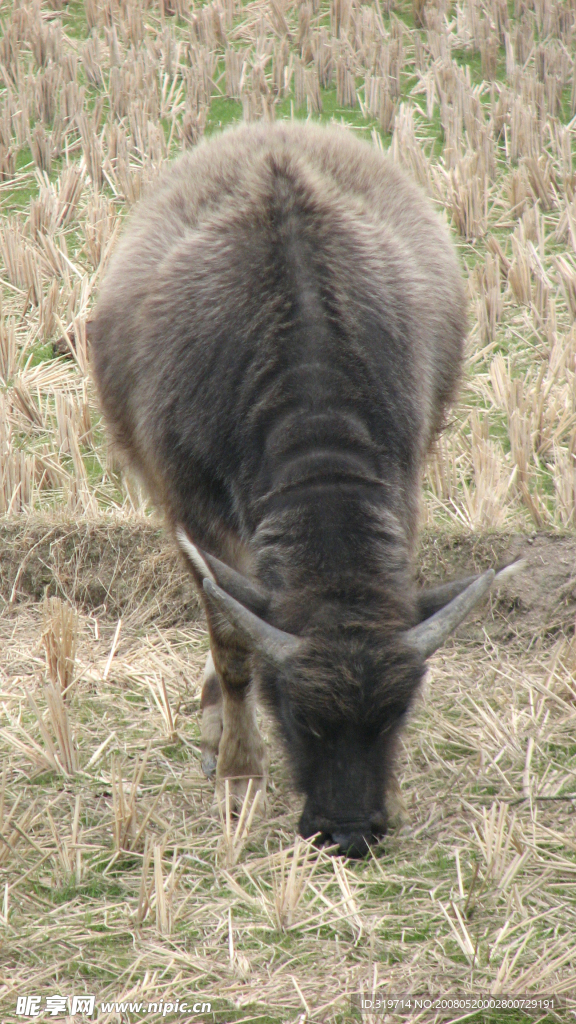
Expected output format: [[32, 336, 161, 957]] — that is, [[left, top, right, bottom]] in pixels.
[[331, 832, 350, 851], [331, 832, 371, 858]]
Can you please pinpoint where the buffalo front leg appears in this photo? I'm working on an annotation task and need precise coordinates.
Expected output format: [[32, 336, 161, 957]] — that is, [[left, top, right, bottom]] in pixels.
[[200, 650, 268, 808], [200, 651, 223, 779]]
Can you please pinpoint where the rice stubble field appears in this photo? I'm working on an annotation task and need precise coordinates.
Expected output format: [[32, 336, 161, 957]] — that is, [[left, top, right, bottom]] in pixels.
[[1, 0, 576, 1021]]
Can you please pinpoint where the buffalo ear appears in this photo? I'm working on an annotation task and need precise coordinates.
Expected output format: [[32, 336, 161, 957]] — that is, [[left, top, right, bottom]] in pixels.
[[175, 526, 269, 615], [416, 557, 527, 623], [203, 579, 302, 664], [416, 575, 479, 622], [405, 570, 495, 659], [409, 558, 526, 658], [176, 526, 301, 665]]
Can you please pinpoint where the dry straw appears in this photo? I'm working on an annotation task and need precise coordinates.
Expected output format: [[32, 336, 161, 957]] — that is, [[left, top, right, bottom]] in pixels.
[[0, 0, 574, 528], [1, 0, 576, 1016], [1, 573, 576, 1015], [42, 596, 78, 696]]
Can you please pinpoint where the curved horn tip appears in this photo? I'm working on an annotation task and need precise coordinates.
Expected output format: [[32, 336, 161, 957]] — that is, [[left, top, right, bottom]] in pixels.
[[495, 557, 527, 582], [175, 526, 215, 582]]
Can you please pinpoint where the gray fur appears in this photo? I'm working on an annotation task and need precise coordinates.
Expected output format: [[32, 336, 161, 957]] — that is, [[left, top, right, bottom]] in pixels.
[[92, 121, 467, 856]]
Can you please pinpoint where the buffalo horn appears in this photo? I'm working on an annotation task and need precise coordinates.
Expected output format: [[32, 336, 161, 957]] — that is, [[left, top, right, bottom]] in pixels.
[[203, 578, 302, 663], [176, 527, 216, 582], [176, 526, 269, 613], [405, 569, 495, 659]]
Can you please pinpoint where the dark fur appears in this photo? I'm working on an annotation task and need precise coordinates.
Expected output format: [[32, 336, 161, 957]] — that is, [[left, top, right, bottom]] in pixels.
[[92, 122, 467, 855]]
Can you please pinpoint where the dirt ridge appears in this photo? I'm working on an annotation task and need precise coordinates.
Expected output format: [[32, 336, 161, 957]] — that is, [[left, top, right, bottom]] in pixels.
[[1, 517, 574, 642]]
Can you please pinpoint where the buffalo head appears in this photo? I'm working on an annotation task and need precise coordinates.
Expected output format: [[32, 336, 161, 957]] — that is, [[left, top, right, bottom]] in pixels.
[[178, 528, 504, 857]]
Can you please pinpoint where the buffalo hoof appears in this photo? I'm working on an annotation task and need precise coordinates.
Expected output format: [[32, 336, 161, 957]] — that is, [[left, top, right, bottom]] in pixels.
[[201, 749, 217, 779], [215, 772, 267, 816]]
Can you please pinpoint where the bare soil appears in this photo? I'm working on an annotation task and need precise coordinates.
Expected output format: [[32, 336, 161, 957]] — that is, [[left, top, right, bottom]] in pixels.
[[418, 530, 576, 645], [1, 518, 574, 642], [0, 516, 201, 626]]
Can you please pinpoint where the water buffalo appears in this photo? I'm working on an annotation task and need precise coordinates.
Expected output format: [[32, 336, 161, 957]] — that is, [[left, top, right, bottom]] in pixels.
[[92, 121, 497, 856]]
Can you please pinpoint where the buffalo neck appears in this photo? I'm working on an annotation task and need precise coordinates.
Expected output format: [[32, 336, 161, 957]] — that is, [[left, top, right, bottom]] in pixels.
[[251, 481, 416, 638]]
